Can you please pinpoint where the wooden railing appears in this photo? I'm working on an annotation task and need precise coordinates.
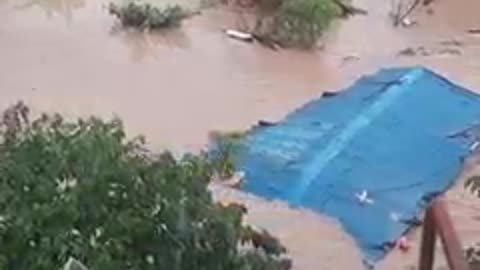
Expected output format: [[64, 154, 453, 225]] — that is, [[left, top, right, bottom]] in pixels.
[[418, 198, 470, 270]]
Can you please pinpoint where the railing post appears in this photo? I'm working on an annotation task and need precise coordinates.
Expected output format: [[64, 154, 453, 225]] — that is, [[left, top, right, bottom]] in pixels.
[[418, 198, 469, 270], [431, 199, 469, 270], [419, 205, 436, 270]]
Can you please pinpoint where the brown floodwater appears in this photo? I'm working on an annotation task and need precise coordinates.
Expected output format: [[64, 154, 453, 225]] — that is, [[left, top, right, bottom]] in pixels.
[[1, 1, 480, 269], [0, 0, 480, 154]]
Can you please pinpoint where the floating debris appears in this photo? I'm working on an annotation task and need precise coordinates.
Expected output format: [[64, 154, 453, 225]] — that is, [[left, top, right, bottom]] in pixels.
[[224, 29, 254, 42], [439, 38, 464, 47], [341, 54, 360, 65], [401, 17, 417, 27], [467, 28, 480, 35], [398, 47, 416, 56], [398, 46, 430, 56], [437, 48, 462, 56], [322, 91, 338, 97], [391, 0, 421, 27], [258, 120, 277, 127], [355, 190, 374, 205], [398, 44, 462, 57], [470, 141, 480, 152]]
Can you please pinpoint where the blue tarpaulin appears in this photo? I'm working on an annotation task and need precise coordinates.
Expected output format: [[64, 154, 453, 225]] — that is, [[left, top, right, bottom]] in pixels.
[[235, 67, 480, 262]]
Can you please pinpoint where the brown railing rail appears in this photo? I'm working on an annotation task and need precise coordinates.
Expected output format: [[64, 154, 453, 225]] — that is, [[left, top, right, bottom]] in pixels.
[[418, 198, 469, 270]]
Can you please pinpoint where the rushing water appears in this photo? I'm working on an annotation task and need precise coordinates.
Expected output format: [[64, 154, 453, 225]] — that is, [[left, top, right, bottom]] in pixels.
[[0, 0, 479, 154], [1, 1, 480, 269]]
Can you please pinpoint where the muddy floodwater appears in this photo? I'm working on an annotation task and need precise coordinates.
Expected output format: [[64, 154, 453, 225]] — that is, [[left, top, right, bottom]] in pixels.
[[1, 0, 480, 269], [2, 0, 479, 152]]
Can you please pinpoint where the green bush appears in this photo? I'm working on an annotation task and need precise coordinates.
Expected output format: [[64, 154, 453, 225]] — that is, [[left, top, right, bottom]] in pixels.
[[464, 175, 480, 269], [108, 2, 188, 30], [465, 175, 480, 197], [208, 131, 246, 179], [255, 0, 340, 48], [0, 102, 289, 270]]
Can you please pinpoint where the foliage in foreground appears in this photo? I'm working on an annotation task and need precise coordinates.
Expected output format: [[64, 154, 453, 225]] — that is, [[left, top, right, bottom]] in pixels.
[[108, 2, 188, 30], [464, 175, 480, 269], [465, 243, 480, 270], [0, 102, 289, 270]]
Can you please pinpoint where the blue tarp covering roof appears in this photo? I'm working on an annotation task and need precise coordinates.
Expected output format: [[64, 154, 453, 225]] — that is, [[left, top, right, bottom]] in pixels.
[[235, 67, 480, 262]]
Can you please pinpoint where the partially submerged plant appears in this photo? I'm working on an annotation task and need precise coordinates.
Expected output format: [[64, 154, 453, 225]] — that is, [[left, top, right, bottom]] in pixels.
[[208, 130, 246, 179], [108, 2, 188, 30], [213, 0, 353, 49], [465, 243, 480, 270], [465, 175, 480, 197], [253, 0, 341, 48], [464, 175, 480, 269], [0, 102, 288, 270]]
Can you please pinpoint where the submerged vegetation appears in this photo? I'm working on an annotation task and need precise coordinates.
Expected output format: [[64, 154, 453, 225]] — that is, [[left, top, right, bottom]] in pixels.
[[108, 0, 354, 49], [253, 0, 341, 48], [208, 130, 247, 179], [220, 0, 363, 48], [0, 102, 288, 270], [108, 2, 189, 29]]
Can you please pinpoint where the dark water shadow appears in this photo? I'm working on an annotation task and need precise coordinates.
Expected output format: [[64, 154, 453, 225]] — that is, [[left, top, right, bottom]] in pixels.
[[15, 0, 85, 23], [111, 26, 192, 62]]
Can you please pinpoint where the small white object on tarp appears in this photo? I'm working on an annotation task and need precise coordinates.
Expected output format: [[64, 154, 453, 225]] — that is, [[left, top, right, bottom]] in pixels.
[[469, 141, 480, 152], [63, 258, 89, 270], [355, 190, 374, 205]]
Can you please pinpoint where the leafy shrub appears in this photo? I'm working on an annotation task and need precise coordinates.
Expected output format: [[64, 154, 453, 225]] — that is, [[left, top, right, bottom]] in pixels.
[[465, 175, 480, 197], [464, 175, 480, 269], [0, 102, 289, 270], [208, 131, 246, 179], [465, 243, 480, 270], [63, 258, 89, 270], [254, 0, 340, 48], [108, 2, 188, 30]]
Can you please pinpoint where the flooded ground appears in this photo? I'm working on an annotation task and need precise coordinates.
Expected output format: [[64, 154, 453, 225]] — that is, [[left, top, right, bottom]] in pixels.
[[1, 0, 480, 152], [1, 0, 480, 269], [0, 0, 343, 153]]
